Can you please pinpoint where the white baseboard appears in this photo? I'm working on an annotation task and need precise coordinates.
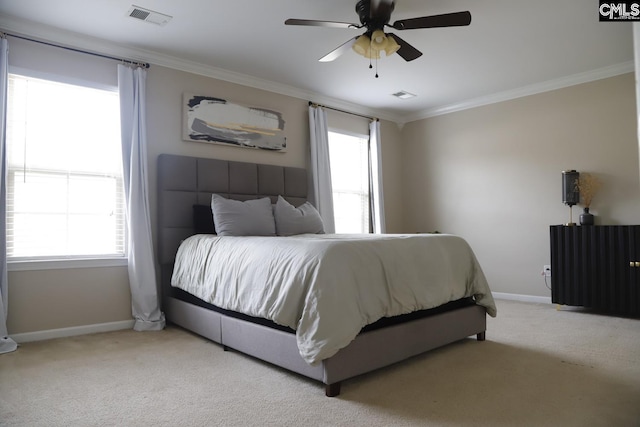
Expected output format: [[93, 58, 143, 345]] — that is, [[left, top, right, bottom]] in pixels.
[[11, 319, 135, 344], [492, 292, 552, 304], [11, 294, 549, 343]]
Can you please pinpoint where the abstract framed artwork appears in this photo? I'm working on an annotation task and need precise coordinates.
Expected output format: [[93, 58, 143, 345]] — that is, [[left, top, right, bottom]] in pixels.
[[183, 93, 286, 151]]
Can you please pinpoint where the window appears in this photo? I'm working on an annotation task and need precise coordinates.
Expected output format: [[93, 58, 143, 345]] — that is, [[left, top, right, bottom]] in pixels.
[[6, 74, 125, 260], [328, 131, 370, 233]]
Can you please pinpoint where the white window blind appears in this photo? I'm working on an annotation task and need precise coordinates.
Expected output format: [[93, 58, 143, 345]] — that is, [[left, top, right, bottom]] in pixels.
[[328, 131, 370, 234], [6, 74, 125, 259]]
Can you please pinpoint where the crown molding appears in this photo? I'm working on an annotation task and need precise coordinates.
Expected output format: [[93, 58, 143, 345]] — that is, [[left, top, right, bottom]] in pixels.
[[0, 16, 403, 124], [405, 61, 635, 123], [2, 15, 632, 127]]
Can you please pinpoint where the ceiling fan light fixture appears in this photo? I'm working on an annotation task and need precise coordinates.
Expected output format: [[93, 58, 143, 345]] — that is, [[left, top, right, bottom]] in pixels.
[[353, 34, 382, 59], [354, 30, 398, 60], [368, 49, 381, 60], [370, 30, 388, 51], [352, 35, 372, 56], [384, 34, 401, 56]]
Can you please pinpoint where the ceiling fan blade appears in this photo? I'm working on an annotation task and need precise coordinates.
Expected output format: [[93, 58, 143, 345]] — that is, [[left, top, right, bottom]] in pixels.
[[391, 11, 471, 30], [388, 33, 422, 61], [285, 18, 359, 29], [319, 37, 358, 62]]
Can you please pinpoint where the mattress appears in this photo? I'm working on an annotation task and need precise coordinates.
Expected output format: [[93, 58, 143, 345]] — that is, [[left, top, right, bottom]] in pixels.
[[171, 233, 496, 364]]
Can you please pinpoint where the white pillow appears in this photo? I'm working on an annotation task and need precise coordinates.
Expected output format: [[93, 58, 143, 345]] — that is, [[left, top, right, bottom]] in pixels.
[[273, 195, 324, 236], [211, 194, 276, 236]]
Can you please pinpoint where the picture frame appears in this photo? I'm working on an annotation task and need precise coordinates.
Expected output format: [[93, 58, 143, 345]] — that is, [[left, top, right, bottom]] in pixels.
[[183, 93, 286, 152]]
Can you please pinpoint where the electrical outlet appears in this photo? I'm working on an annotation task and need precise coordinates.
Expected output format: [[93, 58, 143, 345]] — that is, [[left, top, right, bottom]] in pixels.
[[543, 265, 551, 277]]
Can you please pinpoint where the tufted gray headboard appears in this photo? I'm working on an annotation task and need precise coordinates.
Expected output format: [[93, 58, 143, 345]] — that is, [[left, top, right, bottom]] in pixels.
[[157, 153, 308, 300]]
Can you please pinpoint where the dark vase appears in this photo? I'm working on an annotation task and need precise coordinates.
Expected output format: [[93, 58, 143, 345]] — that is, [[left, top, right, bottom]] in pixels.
[[580, 207, 594, 226]]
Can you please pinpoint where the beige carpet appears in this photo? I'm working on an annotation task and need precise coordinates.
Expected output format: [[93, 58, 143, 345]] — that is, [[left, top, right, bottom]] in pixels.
[[1, 300, 639, 427]]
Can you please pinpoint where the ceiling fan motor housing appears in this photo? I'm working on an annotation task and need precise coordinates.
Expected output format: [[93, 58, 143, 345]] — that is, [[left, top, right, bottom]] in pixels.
[[356, 0, 394, 31]]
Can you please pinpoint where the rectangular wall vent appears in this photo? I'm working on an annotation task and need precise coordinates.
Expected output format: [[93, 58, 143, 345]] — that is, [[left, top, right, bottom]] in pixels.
[[127, 5, 172, 26]]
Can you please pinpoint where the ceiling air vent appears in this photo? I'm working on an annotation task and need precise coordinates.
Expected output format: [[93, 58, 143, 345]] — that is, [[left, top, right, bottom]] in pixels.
[[127, 5, 172, 26], [392, 90, 416, 100]]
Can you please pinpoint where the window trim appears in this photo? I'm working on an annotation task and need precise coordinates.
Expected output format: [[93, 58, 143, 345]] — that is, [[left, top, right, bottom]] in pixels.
[[8, 256, 128, 272], [328, 127, 368, 141], [8, 65, 118, 93], [327, 129, 372, 234], [5, 71, 126, 264]]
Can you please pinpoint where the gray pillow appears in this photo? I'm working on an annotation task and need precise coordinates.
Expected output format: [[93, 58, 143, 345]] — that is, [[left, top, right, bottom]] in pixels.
[[211, 194, 276, 236], [274, 195, 324, 236]]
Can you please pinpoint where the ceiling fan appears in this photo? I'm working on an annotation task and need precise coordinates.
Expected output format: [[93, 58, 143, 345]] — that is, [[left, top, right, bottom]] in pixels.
[[285, 0, 471, 63]]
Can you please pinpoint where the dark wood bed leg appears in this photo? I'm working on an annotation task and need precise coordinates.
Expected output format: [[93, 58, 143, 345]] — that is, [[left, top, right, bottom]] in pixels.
[[477, 331, 486, 341], [325, 382, 341, 397]]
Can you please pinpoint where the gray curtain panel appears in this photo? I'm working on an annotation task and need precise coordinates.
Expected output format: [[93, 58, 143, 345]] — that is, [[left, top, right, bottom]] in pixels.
[[118, 64, 165, 331], [308, 105, 336, 233], [369, 119, 386, 234], [0, 36, 18, 354]]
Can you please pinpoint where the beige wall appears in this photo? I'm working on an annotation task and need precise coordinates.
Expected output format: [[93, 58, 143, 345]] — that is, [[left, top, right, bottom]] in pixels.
[[380, 120, 404, 233], [6, 40, 403, 335], [8, 268, 131, 333], [145, 65, 309, 256], [7, 35, 638, 335], [144, 64, 404, 261], [401, 73, 640, 298]]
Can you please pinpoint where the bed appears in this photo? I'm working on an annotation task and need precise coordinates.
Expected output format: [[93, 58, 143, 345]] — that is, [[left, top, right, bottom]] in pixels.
[[157, 153, 496, 397]]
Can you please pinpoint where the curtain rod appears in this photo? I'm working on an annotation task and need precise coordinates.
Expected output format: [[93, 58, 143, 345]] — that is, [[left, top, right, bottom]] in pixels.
[[309, 101, 378, 121], [1, 31, 150, 69]]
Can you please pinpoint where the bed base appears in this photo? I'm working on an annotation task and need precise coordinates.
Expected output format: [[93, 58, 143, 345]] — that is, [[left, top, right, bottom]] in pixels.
[[165, 295, 487, 396], [157, 154, 488, 397]]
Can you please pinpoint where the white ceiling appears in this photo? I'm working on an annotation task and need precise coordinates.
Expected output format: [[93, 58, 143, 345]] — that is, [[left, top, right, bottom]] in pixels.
[[0, 0, 634, 123]]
